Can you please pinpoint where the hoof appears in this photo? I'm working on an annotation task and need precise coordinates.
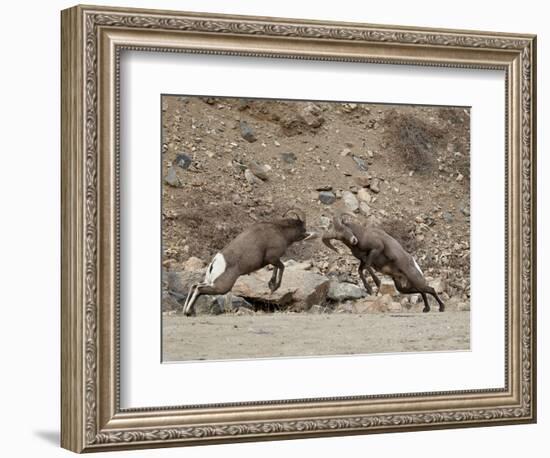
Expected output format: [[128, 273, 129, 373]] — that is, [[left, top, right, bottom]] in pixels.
[[439, 306, 445, 312], [422, 307, 430, 313]]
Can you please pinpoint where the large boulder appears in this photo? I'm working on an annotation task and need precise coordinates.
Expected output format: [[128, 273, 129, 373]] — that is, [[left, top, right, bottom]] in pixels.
[[232, 266, 329, 311], [164, 269, 205, 295], [162, 291, 181, 312], [194, 295, 224, 315], [327, 281, 366, 301]]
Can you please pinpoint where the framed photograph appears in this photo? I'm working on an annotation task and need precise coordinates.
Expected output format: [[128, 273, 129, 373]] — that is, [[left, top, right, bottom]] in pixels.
[[61, 4, 537, 453]]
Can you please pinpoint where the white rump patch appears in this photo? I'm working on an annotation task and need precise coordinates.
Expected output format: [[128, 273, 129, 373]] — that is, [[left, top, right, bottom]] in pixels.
[[205, 253, 226, 285], [413, 258, 423, 276]]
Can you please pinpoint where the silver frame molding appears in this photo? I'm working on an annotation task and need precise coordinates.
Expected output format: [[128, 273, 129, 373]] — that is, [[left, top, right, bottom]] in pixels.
[[61, 4, 536, 453]]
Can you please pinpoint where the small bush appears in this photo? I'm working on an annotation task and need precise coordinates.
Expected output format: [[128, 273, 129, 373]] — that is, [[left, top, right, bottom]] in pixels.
[[383, 110, 444, 173]]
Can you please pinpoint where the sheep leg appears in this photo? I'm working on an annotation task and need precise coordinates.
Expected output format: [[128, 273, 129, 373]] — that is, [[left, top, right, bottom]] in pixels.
[[366, 266, 381, 290], [392, 278, 431, 313], [268, 260, 285, 292], [426, 287, 445, 312], [183, 268, 240, 316], [268, 267, 278, 292], [420, 293, 430, 313], [358, 260, 373, 295], [183, 283, 206, 316], [364, 248, 382, 270]]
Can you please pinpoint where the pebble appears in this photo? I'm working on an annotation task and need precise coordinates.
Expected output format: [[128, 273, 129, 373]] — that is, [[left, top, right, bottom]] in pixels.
[[340, 148, 352, 157], [240, 120, 257, 142], [352, 155, 368, 171], [319, 191, 337, 205], [357, 188, 371, 203], [174, 153, 192, 170], [370, 178, 381, 193], [164, 166, 183, 187], [342, 191, 359, 212], [281, 152, 297, 164]]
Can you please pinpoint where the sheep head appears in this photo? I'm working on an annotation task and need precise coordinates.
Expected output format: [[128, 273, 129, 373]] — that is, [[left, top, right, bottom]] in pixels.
[[322, 212, 358, 252], [281, 207, 317, 242]]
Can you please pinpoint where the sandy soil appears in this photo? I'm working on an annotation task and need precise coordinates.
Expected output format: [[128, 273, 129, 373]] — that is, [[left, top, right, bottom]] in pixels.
[[162, 311, 470, 362]]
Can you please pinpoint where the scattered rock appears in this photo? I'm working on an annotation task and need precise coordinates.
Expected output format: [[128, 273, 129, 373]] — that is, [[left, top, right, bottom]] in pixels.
[[359, 202, 371, 216], [461, 207, 470, 216], [456, 173, 464, 182], [308, 304, 326, 314], [316, 185, 333, 191], [231, 159, 247, 172], [442, 212, 453, 223], [248, 161, 270, 180], [370, 178, 381, 193], [352, 155, 368, 171], [194, 295, 224, 315], [353, 175, 371, 188], [340, 148, 352, 157], [378, 279, 397, 296], [335, 302, 355, 313], [300, 103, 324, 128], [342, 103, 358, 113], [353, 297, 377, 314], [162, 291, 181, 312], [174, 153, 192, 170], [240, 120, 257, 142], [357, 188, 371, 203], [215, 294, 254, 313], [244, 169, 262, 185], [183, 256, 205, 271], [164, 270, 204, 296], [328, 281, 366, 301], [232, 267, 330, 311], [319, 191, 336, 205], [363, 294, 393, 313], [281, 152, 297, 164], [164, 166, 183, 188], [342, 191, 359, 212], [430, 278, 447, 294]]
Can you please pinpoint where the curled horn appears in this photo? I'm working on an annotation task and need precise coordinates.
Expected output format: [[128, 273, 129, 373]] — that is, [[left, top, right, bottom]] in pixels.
[[283, 207, 305, 222], [333, 211, 355, 230], [340, 212, 356, 226], [321, 231, 339, 253]]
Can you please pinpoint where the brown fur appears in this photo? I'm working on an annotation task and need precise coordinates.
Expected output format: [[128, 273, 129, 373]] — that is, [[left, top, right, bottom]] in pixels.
[[322, 214, 444, 312], [183, 211, 314, 315]]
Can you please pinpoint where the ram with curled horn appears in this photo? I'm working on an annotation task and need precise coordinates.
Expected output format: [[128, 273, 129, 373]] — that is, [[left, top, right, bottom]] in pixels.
[[182, 207, 316, 316], [322, 212, 444, 312]]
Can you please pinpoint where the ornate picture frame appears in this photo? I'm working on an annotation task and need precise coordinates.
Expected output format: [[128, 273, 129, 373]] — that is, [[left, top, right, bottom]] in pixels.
[[61, 4, 536, 453]]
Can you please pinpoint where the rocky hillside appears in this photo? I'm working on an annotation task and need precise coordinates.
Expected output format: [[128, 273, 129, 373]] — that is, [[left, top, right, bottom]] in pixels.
[[161, 95, 470, 314]]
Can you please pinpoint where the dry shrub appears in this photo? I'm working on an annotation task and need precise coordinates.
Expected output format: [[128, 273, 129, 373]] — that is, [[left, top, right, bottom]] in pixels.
[[383, 109, 444, 173], [380, 216, 420, 254]]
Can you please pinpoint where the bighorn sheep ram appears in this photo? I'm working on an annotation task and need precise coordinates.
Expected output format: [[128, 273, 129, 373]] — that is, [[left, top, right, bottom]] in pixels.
[[182, 209, 316, 316], [322, 213, 444, 312]]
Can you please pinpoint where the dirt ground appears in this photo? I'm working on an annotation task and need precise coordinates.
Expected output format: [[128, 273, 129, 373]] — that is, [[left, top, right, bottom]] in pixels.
[[162, 311, 470, 361]]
